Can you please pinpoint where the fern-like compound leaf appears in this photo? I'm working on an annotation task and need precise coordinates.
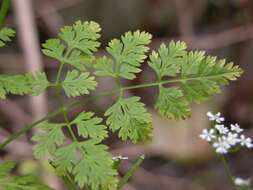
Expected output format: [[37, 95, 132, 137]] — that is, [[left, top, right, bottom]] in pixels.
[[62, 70, 97, 97], [42, 21, 101, 71], [149, 41, 243, 119], [71, 111, 108, 140], [105, 96, 152, 143], [95, 30, 152, 79], [33, 121, 118, 189], [0, 27, 15, 47], [73, 139, 118, 190], [52, 140, 118, 190], [180, 53, 242, 102], [0, 72, 49, 99], [32, 122, 65, 159]]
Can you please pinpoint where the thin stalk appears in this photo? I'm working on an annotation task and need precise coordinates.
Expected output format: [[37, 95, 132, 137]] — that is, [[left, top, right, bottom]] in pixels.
[[0, 108, 62, 149], [55, 62, 64, 85], [117, 155, 145, 189], [220, 155, 237, 190], [0, 0, 10, 27]]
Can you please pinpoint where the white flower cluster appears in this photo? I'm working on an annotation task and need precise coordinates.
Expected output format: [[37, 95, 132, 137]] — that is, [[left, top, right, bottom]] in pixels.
[[200, 112, 253, 154]]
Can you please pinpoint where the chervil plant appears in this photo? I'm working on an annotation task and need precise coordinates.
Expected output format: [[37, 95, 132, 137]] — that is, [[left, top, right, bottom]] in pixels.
[[200, 112, 252, 190], [0, 2, 243, 189]]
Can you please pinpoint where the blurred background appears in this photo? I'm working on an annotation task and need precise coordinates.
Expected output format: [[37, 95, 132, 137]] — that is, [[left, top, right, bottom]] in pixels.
[[0, 0, 253, 189]]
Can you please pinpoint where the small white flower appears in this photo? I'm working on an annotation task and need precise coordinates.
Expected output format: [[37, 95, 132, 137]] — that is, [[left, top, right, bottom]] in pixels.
[[234, 177, 251, 186], [207, 112, 224, 123], [213, 137, 231, 154], [240, 135, 253, 148], [225, 132, 240, 146], [112, 155, 129, 161], [215, 124, 229, 134], [200, 129, 216, 142], [230, 123, 243, 133]]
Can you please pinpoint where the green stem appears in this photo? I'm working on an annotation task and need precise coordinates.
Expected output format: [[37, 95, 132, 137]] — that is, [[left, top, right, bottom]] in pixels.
[[220, 155, 237, 190], [0, 108, 62, 149], [55, 62, 65, 85], [62, 107, 78, 141], [117, 155, 145, 189], [0, 0, 10, 27]]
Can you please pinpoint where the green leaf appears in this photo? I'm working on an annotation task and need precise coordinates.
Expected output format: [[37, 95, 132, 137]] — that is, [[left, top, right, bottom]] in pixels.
[[28, 72, 50, 96], [0, 72, 49, 99], [148, 41, 186, 78], [32, 122, 65, 159], [105, 96, 153, 143], [95, 30, 152, 79], [65, 49, 95, 71], [0, 162, 15, 178], [155, 87, 190, 119], [52, 140, 118, 190], [149, 41, 243, 119], [59, 21, 101, 55], [53, 143, 77, 176], [42, 39, 64, 61], [94, 56, 116, 77], [73, 139, 118, 190], [181, 53, 243, 102], [62, 70, 97, 97], [0, 27, 15, 47], [0, 74, 32, 97], [42, 21, 101, 71], [71, 111, 108, 140]]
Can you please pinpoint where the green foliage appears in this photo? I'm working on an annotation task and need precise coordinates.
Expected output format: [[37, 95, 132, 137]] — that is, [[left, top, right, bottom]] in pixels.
[[149, 42, 186, 78], [42, 21, 101, 71], [0, 27, 15, 47], [105, 96, 153, 143], [72, 139, 117, 190], [71, 111, 108, 140], [0, 72, 49, 99], [62, 70, 97, 97], [32, 122, 65, 159], [155, 87, 190, 119], [0, 20, 244, 190], [148, 41, 242, 119], [95, 30, 152, 79], [53, 140, 118, 190], [33, 112, 118, 190], [0, 162, 53, 190]]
